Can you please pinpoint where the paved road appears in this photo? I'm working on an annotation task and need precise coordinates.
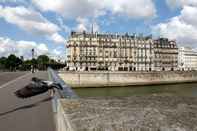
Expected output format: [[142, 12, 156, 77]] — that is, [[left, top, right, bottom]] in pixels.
[[0, 72, 27, 86], [0, 72, 55, 131]]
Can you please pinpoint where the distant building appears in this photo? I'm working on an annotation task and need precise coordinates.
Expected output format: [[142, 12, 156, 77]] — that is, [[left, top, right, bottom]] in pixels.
[[178, 47, 197, 71], [154, 38, 178, 71], [66, 31, 178, 71], [66, 31, 154, 71]]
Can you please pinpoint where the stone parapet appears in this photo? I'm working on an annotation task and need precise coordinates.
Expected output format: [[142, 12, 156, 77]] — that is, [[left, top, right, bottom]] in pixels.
[[59, 71, 197, 87], [57, 95, 197, 131]]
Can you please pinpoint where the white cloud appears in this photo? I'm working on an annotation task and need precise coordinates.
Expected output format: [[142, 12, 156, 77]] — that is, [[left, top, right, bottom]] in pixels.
[[0, 37, 49, 59], [106, 0, 156, 19], [31, 0, 65, 12], [180, 6, 197, 27], [32, 0, 103, 19], [166, 0, 197, 9], [0, 37, 66, 61], [75, 17, 100, 32], [51, 47, 66, 62], [32, 0, 156, 19], [76, 17, 89, 32], [0, 6, 58, 35], [0, 0, 27, 5], [57, 17, 70, 33], [152, 5, 197, 47], [50, 33, 65, 44], [0, 5, 65, 44]]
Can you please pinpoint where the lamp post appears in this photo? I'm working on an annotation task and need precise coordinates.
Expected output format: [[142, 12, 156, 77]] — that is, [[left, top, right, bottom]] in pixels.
[[31, 48, 35, 73]]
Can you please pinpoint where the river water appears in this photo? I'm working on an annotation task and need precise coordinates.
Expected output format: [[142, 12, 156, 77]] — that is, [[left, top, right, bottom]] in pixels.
[[74, 83, 197, 97]]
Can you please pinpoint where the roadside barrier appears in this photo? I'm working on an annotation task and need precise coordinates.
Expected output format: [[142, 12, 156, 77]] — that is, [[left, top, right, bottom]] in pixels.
[[48, 67, 78, 99], [48, 67, 78, 131]]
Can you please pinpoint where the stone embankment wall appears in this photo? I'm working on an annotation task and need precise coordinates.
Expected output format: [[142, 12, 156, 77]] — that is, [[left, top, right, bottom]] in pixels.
[[58, 71, 197, 88], [57, 96, 197, 131], [56, 100, 74, 131]]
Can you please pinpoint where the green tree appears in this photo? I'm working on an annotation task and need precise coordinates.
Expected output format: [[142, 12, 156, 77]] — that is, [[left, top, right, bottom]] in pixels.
[[0, 57, 7, 70], [6, 54, 17, 71], [37, 55, 49, 64], [37, 55, 50, 70], [0, 54, 66, 71], [6, 54, 22, 71]]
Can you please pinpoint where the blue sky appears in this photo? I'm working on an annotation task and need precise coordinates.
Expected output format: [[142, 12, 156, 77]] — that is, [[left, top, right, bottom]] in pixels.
[[0, 0, 197, 60]]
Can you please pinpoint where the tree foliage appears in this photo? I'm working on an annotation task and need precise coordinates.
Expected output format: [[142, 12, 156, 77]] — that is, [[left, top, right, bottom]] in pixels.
[[0, 54, 65, 71], [37, 55, 50, 65]]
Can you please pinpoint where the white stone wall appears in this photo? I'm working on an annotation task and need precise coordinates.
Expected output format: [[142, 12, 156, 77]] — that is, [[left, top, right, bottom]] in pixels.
[[178, 47, 197, 71], [57, 100, 74, 131], [59, 71, 197, 87]]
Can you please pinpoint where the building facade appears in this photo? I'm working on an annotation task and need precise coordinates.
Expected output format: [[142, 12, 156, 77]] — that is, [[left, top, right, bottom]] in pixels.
[[154, 38, 178, 71], [178, 47, 197, 71], [66, 31, 178, 71]]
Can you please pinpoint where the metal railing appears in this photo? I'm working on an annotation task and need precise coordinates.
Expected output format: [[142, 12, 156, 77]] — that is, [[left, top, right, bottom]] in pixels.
[[48, 67, 78, 99]]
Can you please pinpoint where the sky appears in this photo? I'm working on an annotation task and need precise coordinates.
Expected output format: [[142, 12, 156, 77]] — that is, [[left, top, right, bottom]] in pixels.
[[0, 0, 197, 61]]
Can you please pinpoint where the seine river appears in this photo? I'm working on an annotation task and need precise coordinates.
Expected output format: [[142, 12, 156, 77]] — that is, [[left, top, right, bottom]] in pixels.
[[74, 83, 197, 97]]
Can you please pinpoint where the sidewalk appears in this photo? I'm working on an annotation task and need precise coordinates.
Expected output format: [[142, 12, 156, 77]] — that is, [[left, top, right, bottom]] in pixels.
[[0, 71, 55, 131]]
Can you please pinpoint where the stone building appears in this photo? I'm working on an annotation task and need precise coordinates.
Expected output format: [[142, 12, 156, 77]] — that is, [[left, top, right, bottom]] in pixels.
[[67, 31, 154, 71], [66, 31, 178, 71], [154, 38, 178, 71], [178, 47, 197, 71]]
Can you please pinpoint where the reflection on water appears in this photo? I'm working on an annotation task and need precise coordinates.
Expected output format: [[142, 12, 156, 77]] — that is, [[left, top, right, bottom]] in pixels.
[[74, 83, 197, 97]]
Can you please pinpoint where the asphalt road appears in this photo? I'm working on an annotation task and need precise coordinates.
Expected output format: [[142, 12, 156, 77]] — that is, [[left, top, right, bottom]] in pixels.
[[0, 72, 55, 131], [0, 72, 27, 86]]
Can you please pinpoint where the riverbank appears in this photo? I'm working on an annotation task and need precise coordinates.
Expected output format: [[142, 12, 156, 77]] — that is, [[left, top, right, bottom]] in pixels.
[[57, 95, 197, 131], [59, 71, 197, 88]]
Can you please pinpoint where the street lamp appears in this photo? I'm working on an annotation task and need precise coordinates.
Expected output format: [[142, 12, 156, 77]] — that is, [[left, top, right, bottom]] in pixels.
[[31, 48, 35, 73]]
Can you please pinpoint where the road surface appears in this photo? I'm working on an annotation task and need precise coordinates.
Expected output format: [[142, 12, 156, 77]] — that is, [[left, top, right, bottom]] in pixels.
[[0, 72, 55, 131], [0, 72, 27, 86]]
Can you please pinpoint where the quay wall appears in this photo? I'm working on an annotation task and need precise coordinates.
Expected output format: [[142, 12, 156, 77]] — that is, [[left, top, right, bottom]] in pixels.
[[58, 71, 197, 88], [57, 100, 74, 131], [56, 96, 197, 131]]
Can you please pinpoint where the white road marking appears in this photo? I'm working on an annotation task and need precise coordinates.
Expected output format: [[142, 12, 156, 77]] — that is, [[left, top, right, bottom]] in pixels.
[[0, 73, 31, 89]]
